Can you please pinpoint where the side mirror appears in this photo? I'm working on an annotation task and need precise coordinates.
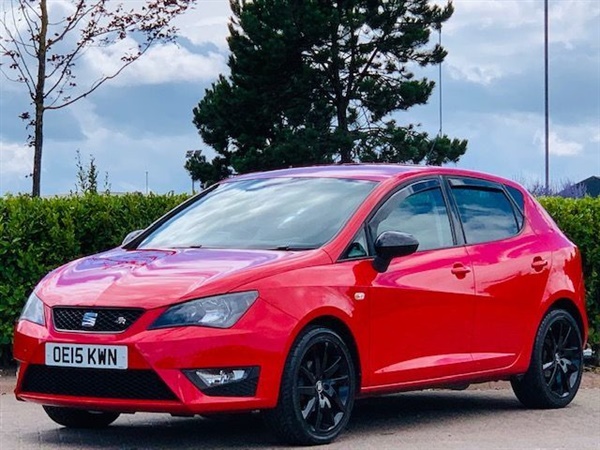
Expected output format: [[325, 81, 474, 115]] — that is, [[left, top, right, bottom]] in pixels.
[[372, 231, 419, 273], [122, 229, 144, 246]]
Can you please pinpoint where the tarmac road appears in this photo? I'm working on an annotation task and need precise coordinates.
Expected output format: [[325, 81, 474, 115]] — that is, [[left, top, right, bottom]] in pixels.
[[1, 375, 599, 450]]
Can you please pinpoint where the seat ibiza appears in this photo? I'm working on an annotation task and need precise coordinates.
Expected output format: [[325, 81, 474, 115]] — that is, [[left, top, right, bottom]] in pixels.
[[14, 165, 588, 445]]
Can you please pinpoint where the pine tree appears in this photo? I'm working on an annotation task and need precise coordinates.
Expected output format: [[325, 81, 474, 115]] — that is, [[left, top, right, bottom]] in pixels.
[[189, 0, 467, 182]]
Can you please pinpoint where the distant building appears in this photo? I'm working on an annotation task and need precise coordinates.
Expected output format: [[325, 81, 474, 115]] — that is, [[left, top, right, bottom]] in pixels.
[[560, 176, 600, 197]]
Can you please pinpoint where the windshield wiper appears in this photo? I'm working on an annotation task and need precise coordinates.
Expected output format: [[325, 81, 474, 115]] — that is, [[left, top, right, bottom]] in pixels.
[[270, 245, 317, 251]]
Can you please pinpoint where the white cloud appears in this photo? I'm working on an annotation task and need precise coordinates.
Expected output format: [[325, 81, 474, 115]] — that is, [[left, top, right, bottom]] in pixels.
[[442, 0, 540, 34], [1, 0, 229, 93], [471, 112, 592, 158], [1, 0, 598, 197], [37, 99, 211, 195], [534, 131, 582, 157], [532, 122, 600, 158], [83, 40, 227, 87], [549, 0, 600, 49], [0, 141, 33, 193], [443, 0, 600, 85], [446, 63, 504, 86], [0, 141, 32, 176], [175, 1, 232, 50]]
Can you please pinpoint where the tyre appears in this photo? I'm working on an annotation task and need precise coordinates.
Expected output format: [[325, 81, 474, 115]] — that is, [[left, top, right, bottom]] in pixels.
[[264, 327, 356, 445], [43, 406, 120, 428], [511, 309, 583, 409]]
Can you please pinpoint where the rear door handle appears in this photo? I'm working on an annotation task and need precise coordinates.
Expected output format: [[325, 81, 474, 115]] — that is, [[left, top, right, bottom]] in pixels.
[[531, 257, 548, 271], [451, 263, 471, 277]]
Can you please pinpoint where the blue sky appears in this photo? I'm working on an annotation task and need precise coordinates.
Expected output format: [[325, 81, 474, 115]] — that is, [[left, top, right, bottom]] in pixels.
[[1, 0, 599, 196]]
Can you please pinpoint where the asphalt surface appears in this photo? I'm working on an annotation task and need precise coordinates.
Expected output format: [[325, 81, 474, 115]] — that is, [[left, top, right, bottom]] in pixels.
[[1, 376, 599, 450]]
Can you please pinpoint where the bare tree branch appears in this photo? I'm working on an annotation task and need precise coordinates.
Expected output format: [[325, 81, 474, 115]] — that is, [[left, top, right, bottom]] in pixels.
[[46, 38, 155, 110], [0, 0, 197, 196]]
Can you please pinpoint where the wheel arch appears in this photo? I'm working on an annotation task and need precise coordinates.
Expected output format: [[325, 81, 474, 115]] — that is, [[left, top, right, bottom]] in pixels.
[[546, 297, 586, 341], [515, 295, 586, 375], [294, 315, 362, 394]]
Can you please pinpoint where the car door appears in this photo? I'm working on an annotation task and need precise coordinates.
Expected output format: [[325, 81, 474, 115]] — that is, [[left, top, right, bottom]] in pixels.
[[365, 178, 477, 386], [446, 177, 552, 371]]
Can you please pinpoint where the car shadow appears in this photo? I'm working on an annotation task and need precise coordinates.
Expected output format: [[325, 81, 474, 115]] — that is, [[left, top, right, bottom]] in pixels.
[[23, 390, 523, 449], [349, 390, 522, 434]]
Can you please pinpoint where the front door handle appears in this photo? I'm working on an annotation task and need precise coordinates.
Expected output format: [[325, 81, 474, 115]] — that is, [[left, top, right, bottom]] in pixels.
[[531, 257, 548, 271], [451, 263, 471, 278]]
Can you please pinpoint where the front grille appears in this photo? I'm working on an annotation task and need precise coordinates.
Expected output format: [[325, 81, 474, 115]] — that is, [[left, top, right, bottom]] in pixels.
[[53, 307, 144, 332], [21, 365, 177, 401]]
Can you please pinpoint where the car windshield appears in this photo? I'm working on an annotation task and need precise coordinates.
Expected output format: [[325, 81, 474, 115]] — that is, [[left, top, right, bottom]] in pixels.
[[138, 177, 377, 250]]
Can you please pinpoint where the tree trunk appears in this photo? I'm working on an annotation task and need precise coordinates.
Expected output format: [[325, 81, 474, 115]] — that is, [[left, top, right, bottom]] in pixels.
[[32, 0, 48, 197], [32, 103, 44, 197], [337, 108, 352, 163]]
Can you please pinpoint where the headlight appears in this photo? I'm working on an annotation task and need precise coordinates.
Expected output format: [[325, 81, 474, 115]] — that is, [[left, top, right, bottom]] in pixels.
[[20, 291, 46, 326], [149, 291, 258, 329]]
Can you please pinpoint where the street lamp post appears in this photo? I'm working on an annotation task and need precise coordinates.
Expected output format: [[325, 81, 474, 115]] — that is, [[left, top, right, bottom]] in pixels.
[[544, 0, 550, 191]]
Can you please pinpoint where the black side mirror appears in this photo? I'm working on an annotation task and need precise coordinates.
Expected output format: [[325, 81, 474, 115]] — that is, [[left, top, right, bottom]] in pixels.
[[122, 229, 144, 246], [372, 231, 419, 273]]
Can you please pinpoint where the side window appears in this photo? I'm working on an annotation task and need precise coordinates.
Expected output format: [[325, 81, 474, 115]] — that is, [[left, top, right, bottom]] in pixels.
[[451, 187, 520, 244], [369, 184, 454, 252]]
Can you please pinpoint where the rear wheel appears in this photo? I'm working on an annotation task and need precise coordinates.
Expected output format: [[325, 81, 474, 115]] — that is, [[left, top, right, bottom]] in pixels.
[[264, 327, 356, 445], [43, 406, 120, 428], [511, 309, 583, 409]]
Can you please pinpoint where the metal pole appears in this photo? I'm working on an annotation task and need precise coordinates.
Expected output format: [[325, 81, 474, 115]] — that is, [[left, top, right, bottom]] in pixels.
[[439, 27, 443, 137], [145, 171, 149, 195], [544, 0, 550, 191]]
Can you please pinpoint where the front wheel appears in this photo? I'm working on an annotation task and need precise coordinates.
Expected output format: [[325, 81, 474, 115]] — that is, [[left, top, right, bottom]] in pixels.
[[264, 327, 356, 445], [43, 406, 120, 428], [511, 309, 583, 409]]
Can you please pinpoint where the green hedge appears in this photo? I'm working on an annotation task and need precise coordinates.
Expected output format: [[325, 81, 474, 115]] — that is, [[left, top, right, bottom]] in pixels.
[[0, 193, 187, 363], [0, 194, 598, 363], [540, 197, 600, 347]]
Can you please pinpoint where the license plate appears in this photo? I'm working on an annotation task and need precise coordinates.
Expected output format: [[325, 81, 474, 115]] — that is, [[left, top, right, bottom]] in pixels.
[[45, 343, 128, 369]]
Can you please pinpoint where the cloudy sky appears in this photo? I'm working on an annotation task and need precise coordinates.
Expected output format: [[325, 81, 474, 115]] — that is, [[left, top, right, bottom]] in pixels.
[[1, 0, 599, 196]]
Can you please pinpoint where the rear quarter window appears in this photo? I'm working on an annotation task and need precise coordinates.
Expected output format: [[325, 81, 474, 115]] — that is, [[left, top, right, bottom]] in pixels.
[[505, 185, 525, 229]]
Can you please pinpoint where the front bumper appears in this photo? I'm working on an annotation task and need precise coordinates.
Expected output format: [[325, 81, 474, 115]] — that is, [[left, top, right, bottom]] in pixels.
[[14, 299, 297, 414]]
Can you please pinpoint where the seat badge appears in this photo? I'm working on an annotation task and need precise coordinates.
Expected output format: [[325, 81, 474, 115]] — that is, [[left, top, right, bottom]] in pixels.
[[354, 292, 366, 301], [81, 312, 98, 328], [115, 316, 127, 326]]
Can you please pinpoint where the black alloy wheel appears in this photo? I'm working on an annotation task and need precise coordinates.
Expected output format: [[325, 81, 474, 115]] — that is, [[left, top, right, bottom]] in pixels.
[[264, 327, 356, 445], [511, 309, 583, 409]]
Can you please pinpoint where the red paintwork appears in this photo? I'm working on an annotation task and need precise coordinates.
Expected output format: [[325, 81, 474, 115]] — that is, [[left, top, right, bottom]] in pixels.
[[14, 164, 588, 414]]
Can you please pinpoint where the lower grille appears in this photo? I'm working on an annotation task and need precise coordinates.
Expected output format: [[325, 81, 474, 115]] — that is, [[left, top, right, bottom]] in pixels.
[[21, 365, 177, 401]]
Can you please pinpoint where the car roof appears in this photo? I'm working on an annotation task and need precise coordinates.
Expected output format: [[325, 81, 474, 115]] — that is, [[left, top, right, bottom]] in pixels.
[[227, 164, 516, 185], [229, 164, 428, 182]]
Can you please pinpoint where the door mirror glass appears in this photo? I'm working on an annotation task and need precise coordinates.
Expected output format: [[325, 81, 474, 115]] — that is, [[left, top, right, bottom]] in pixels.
[[372, 231, 419, 273]]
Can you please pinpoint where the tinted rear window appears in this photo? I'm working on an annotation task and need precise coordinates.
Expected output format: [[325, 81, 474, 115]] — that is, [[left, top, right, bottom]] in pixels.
[[452, 187, 520, 244]]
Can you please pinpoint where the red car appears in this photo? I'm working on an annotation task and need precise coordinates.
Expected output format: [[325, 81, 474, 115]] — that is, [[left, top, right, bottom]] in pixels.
[[14, 165, 588, 445]]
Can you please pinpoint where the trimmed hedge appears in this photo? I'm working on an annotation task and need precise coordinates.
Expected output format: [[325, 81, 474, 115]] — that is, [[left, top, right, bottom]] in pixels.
[[0, 194, 598, 363], [0, 193, 187, 363], [540, 197, 600, 347]]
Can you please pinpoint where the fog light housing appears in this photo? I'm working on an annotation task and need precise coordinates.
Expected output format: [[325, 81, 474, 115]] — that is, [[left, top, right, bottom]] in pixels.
[[183, 366, 259, 397]]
